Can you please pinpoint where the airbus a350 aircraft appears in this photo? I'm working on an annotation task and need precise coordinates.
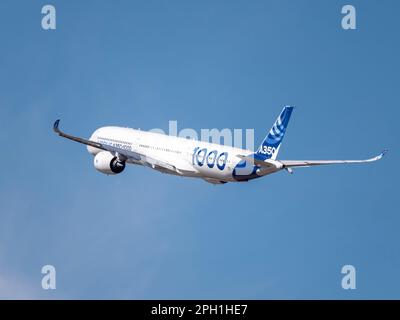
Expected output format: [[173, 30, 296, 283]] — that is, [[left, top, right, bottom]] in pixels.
[[53, 106, 386, 184]]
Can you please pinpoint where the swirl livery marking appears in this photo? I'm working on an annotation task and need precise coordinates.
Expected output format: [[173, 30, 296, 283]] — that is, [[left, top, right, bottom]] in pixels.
[[256, 106, 294, 159], [266, 114, 285, 144]]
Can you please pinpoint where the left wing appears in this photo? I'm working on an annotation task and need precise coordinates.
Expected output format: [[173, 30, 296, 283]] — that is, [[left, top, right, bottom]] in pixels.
[[53, 119, 142, 161], [53, 119, 197, 176], [279, 150, 387, 168]]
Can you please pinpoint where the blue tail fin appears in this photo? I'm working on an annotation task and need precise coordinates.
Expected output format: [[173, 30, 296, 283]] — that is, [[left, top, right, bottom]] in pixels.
[[255, 106, 294, 160]]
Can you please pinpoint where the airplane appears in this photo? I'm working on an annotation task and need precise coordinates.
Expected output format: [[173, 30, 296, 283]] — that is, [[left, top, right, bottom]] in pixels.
[[53, 106, 386, 184]]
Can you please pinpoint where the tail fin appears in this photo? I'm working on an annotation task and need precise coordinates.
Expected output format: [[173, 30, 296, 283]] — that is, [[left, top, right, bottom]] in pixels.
[[255, 106, 294, 160]]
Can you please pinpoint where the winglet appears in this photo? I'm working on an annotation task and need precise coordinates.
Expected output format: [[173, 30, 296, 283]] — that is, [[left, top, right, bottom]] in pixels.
[[53, 119, 61, 134], [377, 149, 388, 160]]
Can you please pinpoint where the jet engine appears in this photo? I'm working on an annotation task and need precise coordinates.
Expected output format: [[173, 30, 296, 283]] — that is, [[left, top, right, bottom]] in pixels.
[[94, 151, 125, 175]]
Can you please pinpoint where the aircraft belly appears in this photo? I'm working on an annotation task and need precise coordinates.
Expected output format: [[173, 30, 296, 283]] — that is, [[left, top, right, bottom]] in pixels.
[[194, 165, 233, 182]]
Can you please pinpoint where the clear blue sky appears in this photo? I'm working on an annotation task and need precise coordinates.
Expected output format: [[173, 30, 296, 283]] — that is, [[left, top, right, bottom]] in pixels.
[[0, 0, 398, 299]]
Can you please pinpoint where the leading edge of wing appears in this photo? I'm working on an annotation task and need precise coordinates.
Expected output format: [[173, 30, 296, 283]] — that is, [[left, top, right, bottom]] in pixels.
[[53, 119, 143, 162], [53, 119, 105, 150]]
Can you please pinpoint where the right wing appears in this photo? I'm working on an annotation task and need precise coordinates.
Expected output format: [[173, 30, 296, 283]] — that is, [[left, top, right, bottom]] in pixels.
[[279, 150, 387, 168]]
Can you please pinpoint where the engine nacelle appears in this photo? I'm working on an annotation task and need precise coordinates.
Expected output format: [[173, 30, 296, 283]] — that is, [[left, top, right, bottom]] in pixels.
[[94, 151, 125, 175]]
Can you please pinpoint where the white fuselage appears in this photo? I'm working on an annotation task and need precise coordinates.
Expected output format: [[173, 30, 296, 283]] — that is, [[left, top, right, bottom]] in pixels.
[[86, 126, 281, 183]]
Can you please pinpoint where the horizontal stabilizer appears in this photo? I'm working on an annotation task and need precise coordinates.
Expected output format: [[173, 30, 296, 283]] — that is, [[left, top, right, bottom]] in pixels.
[[237, 154, 276, 168]]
